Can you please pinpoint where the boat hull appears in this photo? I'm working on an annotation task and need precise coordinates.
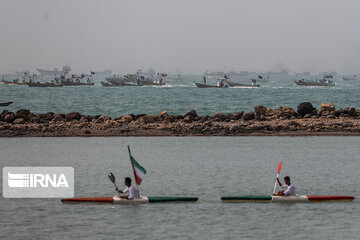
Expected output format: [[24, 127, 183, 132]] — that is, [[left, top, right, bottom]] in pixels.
[[61, 81, 94, 86], [195, 82, 226, 88], [0, 80, 27, 85], [28, 83, 63, 87], [101, 81, 140, 87], [221, 195, 354, 203], [226, 80, 260, 88], [294, 80, 335, 87], [62, 196, 198, 203], [0, 101, 13, 106], [142, 82, 166, 86]]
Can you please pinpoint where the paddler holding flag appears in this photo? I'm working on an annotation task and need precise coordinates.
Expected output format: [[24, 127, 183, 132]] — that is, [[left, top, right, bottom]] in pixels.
[[115, 177, 139, 200], [111, 146, 147, 200]]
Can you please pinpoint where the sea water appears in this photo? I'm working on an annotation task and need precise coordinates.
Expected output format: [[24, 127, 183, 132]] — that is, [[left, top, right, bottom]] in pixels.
[[0, 137, 359, 239], [1, 75, 360, 117]]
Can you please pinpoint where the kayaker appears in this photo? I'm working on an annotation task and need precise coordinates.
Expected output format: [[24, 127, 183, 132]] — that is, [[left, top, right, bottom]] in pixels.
[[115, 177, 140, 200], [274, 176, 296, 196]]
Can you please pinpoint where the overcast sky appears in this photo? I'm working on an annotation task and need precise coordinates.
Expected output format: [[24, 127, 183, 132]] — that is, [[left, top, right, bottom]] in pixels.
[[1, 0, 360, 74]]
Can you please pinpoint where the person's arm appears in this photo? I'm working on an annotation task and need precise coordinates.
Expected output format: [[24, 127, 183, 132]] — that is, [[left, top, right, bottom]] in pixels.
[[115, 187, 123, 194], [276, 177, 282, 187]]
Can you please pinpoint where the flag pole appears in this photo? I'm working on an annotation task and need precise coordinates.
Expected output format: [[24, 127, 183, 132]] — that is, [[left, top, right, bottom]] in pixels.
[[128, 145, 140, 196]]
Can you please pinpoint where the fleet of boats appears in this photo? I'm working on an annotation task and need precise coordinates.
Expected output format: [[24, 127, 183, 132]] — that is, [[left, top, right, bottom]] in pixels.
[[1, 66, 359, 89]]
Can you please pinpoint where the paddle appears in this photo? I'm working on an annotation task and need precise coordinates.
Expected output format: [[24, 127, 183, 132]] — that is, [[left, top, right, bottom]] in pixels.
[[272, 162, 283, 195], [108, 172, 119, 190]]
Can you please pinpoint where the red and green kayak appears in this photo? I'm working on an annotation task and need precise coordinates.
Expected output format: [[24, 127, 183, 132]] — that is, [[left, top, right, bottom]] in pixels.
[[221, 195, 355, 203], [62, 196, 198, 204]]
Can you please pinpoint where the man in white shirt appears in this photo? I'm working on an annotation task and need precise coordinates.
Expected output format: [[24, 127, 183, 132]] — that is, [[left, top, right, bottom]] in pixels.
[[274, 176, 296, 196], [115, 177, 139, 200]]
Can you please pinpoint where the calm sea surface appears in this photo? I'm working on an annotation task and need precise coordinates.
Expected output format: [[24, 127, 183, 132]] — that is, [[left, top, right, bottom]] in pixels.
[[1, 75, 360, 117], [0, 137, 359, 239]]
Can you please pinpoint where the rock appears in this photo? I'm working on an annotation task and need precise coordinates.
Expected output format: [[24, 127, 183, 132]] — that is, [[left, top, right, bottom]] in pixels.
[[40, 112, 54, 121], [65, 112, 81, 121], [28, 116, 39, 123], [184, 110, 197, 118], [274, 124, 288, 131], [320, 103, 335, 112], [79, 116, 88, 123], [326, 115, 336, 119], [183, 115, 193, 123], [84, 130, 91, 134], [321, 111, 329, 116], [345, 107, 356, 116], [96, 115, 111, 123], [279, 107, 296, 117], [230, 112, 244, 120], [243, 112, 255, 121], [304, 113, 312, 118], [15, 113, 29, 121], [213, 112, 226, 121], [13, 118, 25, 124], [52, 113, 66, 122], [4, 113, 15, 123], [0, 125, 9, 131], [140, 114, 156, 124], [15, 109, 30, 116], [265, 108, 281, 117], [342, 114, 352, 118], [159, 110, 168, 118], [1, 109, 9, 116], [260, 115, 266, 121], [334, 110, 343, 117], [254, 105, 267, 116], [297, 102, 315, 116], [120, 114, 134, 123], [164, 115, 176, 122], [174, 115, 184, 120]]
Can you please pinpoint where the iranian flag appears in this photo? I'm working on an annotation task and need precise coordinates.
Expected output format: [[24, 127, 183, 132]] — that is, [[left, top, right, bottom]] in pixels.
[[128, 146, 146, 185]]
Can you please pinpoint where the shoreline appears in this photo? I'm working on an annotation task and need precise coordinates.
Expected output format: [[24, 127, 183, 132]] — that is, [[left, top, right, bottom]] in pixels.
[[1, 102, 360, 137]]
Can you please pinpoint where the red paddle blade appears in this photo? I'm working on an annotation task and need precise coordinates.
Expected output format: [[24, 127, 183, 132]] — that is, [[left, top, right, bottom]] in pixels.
[[277, 162, 283, 173]]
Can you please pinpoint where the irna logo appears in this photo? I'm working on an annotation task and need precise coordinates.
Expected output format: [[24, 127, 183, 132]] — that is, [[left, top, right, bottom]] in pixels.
[[3, 167, 74, 198], [8, 172, 69, 188]]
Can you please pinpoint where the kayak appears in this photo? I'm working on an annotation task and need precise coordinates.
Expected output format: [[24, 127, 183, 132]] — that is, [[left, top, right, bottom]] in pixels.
[[61, 196, 198, 203], [221, 195, 355, 203]]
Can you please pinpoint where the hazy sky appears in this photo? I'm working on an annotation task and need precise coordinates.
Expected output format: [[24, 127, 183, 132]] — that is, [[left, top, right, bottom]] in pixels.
[[1, 0, 360, 74]]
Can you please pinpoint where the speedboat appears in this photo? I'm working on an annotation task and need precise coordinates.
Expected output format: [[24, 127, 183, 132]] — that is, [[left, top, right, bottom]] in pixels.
[[294, 78, 335, 87]]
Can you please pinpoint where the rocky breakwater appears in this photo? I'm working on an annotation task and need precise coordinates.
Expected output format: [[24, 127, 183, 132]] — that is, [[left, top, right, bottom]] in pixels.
[[1, 102, 360, 137]]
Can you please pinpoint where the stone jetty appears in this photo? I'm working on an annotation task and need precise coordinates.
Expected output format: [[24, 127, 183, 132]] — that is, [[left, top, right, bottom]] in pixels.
[[1, 102, 360, 137]]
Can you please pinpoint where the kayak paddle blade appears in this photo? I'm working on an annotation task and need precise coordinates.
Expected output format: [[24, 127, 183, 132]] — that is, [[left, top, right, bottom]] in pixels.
[[108, 172, 116, 184], [277, 162, 283, 174]]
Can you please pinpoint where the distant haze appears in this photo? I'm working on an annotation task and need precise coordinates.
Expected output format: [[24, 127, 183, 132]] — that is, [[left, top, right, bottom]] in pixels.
[[1, 0, 360, 74]]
